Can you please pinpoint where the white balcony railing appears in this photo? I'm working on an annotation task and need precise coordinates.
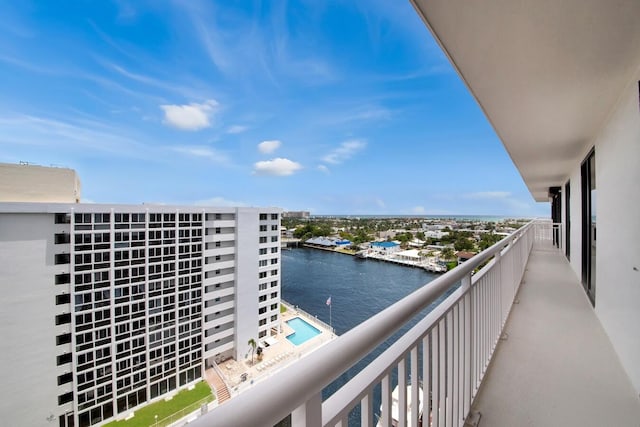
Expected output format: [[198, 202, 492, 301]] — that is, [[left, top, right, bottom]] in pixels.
[[191, 221, 547, 427]]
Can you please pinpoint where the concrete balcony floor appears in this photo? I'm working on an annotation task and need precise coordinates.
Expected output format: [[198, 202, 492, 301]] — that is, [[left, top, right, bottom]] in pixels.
[[471, 242, 640, 426]]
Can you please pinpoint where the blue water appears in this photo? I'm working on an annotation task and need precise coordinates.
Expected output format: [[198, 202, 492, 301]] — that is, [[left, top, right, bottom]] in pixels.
[[286, 317, 321, 345], [282, 247, 458, 425]]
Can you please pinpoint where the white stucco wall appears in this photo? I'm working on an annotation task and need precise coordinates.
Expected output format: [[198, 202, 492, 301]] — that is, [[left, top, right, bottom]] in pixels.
[[233, 208, 260, 361], [0, 163, 81, 203], [567, 167, 582, 280], [0, 213, 72, 426], [591, 71, 640, 394]]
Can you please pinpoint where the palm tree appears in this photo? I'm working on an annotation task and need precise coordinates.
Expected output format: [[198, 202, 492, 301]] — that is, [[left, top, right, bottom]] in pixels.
[[441, 247, 455, 261], [248, 338, 257, 364]]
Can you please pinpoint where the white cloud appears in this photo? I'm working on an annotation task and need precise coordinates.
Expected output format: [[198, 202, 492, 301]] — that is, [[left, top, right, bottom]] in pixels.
[[160, 100, 219, 131], [253, 158, 302, 176], [322, 139, 367, 164], [227, 125, 248, 134], [171, 146, 229, 164], [258, 140, 282, 154], [317, 165, 330, 174], [194, 196, 247, 207], [412, 206, 426, 214], [375, 198, 386, 208]]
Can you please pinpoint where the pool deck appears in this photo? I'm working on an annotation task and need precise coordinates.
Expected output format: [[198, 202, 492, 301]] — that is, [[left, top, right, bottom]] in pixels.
[[212, 306, 335, 398]]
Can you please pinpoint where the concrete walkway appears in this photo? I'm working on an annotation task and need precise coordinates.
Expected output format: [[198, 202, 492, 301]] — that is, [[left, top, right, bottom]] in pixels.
[[471, 243, 640, 426]]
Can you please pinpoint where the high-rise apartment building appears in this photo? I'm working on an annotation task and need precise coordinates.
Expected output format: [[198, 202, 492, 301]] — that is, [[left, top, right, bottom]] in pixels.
[[0, 202, 282, 427]]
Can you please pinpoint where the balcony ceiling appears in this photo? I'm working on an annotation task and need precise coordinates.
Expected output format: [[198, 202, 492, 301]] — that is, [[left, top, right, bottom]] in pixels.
[[412, 0, 640, 201]]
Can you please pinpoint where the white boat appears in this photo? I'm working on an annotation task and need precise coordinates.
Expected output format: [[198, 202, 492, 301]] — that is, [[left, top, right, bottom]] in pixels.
[[355, 250, 369, 259], [376, 384, 424, 427]]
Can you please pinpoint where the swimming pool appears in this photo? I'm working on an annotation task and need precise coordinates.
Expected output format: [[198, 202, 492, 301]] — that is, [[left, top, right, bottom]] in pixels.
[[286, 317, 321, 346]]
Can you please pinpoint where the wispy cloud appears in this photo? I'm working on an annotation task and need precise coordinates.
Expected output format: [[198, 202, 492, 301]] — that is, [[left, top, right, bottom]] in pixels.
[[322, 140, 367, 165], [170, 145, 229, 164], [180, 1, 336, 85], [0, 54, 70, 75], [317, 164, 330, 174], [193, 15, 233, 75], [0, 53, 165, 104], [412, 206, 426, 214], [106, 62, 188, 97], [160, 100, 219, 131], [115, 0, 137, 22], [253, 158, 302, 176], [258, 140, 281, 154], [227, 125, 248, 134], [0, 114, 146, 156], [341, 106, 392, 122]]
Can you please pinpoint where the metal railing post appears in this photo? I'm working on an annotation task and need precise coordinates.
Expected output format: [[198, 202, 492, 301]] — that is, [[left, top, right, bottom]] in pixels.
[[292, 392, 322, 427], [361, 390, 373, 427]]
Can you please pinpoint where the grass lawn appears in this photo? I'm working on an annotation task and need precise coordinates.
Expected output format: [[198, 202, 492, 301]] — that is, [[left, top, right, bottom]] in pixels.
[[446, 261, 458, 271], [104, 381, 214, 427], [335, 247, 357, 255], [280, 303, 287, 313]]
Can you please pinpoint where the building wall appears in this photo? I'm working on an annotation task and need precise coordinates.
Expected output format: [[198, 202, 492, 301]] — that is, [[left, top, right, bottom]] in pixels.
[[0, 213, 73, 427], [0, 163, 81, 203], [0, 203, 282, 426], [233, 209, 282, 361], [234, 209, 260, 361], [258, 213, 282, 339], [563, 70, 640, 394], [592, 70, 640, 394]]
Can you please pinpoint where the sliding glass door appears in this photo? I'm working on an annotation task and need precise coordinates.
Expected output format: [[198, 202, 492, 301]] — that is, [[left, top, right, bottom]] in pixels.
[[581, 150, 596, 306]]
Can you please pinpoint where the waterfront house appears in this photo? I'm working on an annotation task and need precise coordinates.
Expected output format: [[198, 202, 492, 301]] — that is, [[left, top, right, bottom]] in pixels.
[[408, 238, 426, 248], [304, 237, 337, 248], [370, 241, 401, 255], [455, 251, 476, 265], [393, 249, 423, 263]]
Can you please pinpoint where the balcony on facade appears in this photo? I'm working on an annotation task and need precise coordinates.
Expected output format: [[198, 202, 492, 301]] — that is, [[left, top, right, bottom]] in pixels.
[[189, 222, 640, 426]]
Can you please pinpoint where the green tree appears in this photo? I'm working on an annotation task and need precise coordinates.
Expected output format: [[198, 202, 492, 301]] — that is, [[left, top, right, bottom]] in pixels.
[[454, 236, 475, 251], [478, 232, 502, 251], [441, 247, 455, 260], [352, 229, 371, 245], [339, 231, 354, 241], [317, 224, 332, 237], [293, 224, 313, 239]]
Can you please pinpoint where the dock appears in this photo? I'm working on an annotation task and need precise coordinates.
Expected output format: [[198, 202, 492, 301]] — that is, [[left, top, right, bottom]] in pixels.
[[361, 251, 447, 273]]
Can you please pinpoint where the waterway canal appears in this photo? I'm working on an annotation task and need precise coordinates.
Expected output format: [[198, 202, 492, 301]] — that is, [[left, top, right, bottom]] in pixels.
[[282, 247, 456, 425]]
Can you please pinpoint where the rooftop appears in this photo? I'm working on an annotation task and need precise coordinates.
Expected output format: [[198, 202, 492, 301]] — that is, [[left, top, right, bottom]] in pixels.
[[371, 241, 399, 248]]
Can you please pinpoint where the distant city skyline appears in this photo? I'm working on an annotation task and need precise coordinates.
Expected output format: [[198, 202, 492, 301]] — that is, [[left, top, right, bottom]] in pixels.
[[0, 1, 548, 216]]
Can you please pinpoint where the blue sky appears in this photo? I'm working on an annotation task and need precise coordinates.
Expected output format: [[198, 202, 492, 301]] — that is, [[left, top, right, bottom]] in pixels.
[[0, 0, 548, 216]]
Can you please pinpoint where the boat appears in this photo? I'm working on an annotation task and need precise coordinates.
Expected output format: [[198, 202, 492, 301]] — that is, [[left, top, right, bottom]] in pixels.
[[376, 383, 424, 427], [424, 263, 447, 274], [355, 250, 369, 259]]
